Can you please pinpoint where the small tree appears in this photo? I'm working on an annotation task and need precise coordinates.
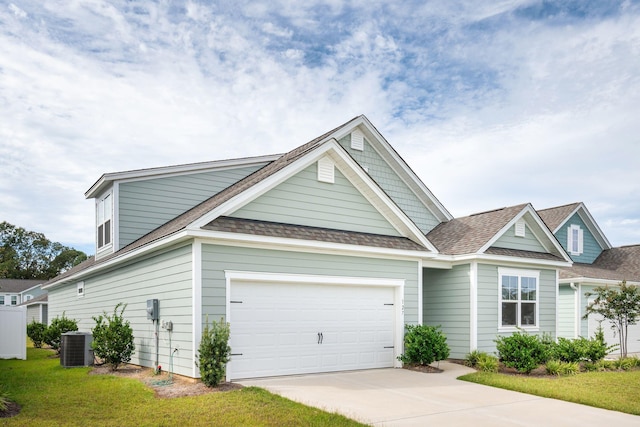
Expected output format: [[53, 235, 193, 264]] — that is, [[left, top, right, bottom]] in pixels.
[[26, 321, 47, 348], [584, 281, 640, 358], [196, 317, 231, 387], [398, 324, 450, 366], [44, 313, 78, 354], [91, 303, 135, 371]]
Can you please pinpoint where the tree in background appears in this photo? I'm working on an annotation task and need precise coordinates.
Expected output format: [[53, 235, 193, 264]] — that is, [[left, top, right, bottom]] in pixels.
[[584, 281, 640, 358], [0, 221, 87, 280]]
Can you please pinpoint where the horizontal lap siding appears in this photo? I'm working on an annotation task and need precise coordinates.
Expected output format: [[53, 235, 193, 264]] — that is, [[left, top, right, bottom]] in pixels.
[[119, 165, 265, 248], [338, 135, 440, 234], [477, 264, 556, 355], [558, 285, 576, 338], [423, 265, 470, 358], [231, 163, 400, 236], [492, 224, 546, 252], [48, 244, 194, 376], [201, 244, 419, 325]]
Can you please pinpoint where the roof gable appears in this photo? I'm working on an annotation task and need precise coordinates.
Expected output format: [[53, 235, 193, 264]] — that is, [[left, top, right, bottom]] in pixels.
[[538, 202, 611, 250], [428, 204, 571, 262]]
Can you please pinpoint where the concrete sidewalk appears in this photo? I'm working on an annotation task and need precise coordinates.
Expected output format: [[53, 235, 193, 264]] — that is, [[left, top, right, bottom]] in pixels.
[[239, 362, 639, 426]]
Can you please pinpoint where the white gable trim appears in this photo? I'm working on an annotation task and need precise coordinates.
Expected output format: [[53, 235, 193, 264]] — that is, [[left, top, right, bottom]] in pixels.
[[551, 203, 612, 250], [188, 139, 438, 252], [478, 205, 572, 263]]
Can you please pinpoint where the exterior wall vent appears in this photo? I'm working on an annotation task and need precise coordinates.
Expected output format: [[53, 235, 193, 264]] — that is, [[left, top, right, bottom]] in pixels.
[[515, 219, 526, 237], [351, 129, 364, 151], [317, 157, 335, 183], [60, 332, 93, 367]]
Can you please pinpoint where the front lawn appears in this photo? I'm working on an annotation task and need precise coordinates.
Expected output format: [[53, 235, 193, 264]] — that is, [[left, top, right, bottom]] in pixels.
[[459, 370, 640, 415], [0, 348, 365, 426]]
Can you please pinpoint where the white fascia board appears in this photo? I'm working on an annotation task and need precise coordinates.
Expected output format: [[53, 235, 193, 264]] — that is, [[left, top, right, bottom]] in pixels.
[[478, 205, 572, 263], [85, 154, 281, 199], [349, 116, 453, 222], [192, 229, 435, 261], [188, 139, 437, 252], [434, 252, 573, 269], [575, 204, 612, 250], [558, 277, 640, 286]]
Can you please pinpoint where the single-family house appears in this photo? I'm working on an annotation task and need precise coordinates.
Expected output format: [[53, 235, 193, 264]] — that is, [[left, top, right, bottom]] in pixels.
[[45, 115, 574, 379], [0, 279, 45, 307], [538, 202, 640, 354]]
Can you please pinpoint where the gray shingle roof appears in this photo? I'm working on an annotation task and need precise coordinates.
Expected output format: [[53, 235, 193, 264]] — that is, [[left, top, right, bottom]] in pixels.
[[204, 216, 429, 252], [537, 202, 581, 231], [0, 279, 44, 293], [427, 204, 529, 255], [485, 247, 565, 262], [19, 293, 48, 306], [560, 245, 640, 282]]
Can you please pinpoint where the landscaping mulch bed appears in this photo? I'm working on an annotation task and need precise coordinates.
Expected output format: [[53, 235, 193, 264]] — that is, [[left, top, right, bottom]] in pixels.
[[0, 402, 21, 419], [89, 364, 243, 398], [402, 364, 444, 373]]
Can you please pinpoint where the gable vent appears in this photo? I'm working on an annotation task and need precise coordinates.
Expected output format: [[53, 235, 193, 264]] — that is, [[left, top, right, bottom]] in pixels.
[[515, 219, 526, 237], [351, 129, 364, 151], [317, 157, 335, 183]]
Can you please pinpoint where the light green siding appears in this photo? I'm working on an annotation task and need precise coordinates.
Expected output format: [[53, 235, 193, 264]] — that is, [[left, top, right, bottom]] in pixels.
[[555, 213, 603, 263], [423, 265, 470, 358], [492, 224, 546, 252], [48, 244, 194, 377], [230, 163, 401, 236], [579, 284, 599, 337], [201, 244, 420, 325], [477, 264, 556, 354], [26, 305, 44, 323], [118, 164, 265, 249], [558, 284, 576, 338], [337, 135, 440, 234]]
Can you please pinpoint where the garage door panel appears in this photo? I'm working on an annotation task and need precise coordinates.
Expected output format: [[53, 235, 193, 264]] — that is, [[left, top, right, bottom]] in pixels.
[[588, 314, 640, 354], [229, 281, 396, 379]]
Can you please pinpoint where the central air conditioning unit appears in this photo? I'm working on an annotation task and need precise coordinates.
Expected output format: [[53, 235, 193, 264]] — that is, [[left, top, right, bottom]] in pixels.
[[60, 332, 94, 367]]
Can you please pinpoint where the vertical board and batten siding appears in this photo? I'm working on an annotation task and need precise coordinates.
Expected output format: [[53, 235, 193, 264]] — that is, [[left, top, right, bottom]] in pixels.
[[554, 213, 603, 263], [492, 224, 547, 253], [201, 243, 420, 324], [557, 284, 576, 338], [476, 264, 557, 354], [423, 265, 471, 358], [47, 244, 194, 376], [118, 164, 266, 249], [230, 163, 401, 237], [337, 135, 440, 234]]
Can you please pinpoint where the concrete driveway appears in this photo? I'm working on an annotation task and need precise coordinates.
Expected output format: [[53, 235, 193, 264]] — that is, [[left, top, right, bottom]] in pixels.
[[239, 362, 639, 426]]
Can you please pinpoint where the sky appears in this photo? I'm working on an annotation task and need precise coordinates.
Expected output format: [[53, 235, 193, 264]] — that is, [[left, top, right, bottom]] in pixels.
[[1, 0, 639, 256]]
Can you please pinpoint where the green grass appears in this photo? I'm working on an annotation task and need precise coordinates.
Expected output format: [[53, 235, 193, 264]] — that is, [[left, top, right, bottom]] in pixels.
[[459, 370, 640, 415], [1, 348, 365, 426]]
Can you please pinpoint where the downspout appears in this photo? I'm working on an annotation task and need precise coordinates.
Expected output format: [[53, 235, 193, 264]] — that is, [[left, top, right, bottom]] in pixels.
[[569, 283, 578, 338]]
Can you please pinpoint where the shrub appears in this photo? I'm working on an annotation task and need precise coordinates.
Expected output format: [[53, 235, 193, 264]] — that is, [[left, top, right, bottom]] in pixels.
[[545, 359, 562, 375], [614, 357, 637, 371], [464, 350, 483, 367], [398, 324, 450, 366], [0, 386, 10, 412], [196, 317, 231, 387], [476, 353, 500, 373], [44, 313, 78, 354], [495, 331, 547, 374], [545, 360, 579, 376], [553, 337, 588, 363], [91, 303, 135, 371], [585, 327, 617, 362], [27, 321, 47, 348]]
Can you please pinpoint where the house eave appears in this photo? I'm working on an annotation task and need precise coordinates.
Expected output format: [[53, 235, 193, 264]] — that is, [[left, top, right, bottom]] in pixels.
[[559, 277, 640, 286], [433, 253, 573, 269]]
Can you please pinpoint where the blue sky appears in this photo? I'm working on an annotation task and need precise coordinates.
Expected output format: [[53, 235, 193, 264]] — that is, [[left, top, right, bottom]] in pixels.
[[1, 0, 639, 256]]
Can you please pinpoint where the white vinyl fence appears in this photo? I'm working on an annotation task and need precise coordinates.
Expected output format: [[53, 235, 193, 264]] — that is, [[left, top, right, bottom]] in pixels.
[[0, 306, 27, 359]]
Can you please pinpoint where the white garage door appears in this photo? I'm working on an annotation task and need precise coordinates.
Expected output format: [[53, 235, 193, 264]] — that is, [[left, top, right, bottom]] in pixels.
[[227, 281, 396, 380], [588, 314, 640, 355]]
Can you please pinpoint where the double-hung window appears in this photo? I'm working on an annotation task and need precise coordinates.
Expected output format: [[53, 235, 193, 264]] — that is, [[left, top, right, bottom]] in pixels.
[[11, 295, 18, 305], [499, 268, 539, 330], [97, 193, 112, 250], [567, 224, 583, 255]]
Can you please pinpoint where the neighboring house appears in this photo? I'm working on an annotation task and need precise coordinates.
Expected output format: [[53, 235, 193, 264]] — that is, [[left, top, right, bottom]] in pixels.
[[45, 115, 573, 380], [538, 202, 640, 354], [0, 279, 45, 307], [19, 293, 48, 324]]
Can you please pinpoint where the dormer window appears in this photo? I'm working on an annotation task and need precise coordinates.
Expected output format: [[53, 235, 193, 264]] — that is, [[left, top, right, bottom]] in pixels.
[[97, 193, 113, 250], [567, 224, 583, 255]]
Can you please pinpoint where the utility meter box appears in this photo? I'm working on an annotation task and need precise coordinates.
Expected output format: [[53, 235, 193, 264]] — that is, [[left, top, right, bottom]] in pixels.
[[146, 299, 159, 321]]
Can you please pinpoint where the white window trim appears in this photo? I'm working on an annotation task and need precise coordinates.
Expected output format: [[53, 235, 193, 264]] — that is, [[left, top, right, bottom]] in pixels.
[[498, 268, 540, 332], [96, 191, 114, 254], [10, 295, 18, 305], [77, 281, 85, 298], [567, 224, 584, 256]]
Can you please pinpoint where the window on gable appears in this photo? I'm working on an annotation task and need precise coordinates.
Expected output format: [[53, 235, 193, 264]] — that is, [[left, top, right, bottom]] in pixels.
[[499, 269, 539, 329], [97, 193, 112, 250], [567, 224, 583, 255]]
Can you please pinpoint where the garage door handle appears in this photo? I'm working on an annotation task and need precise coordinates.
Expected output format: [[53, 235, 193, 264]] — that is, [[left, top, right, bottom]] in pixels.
[[384, 346, 394, 349]]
